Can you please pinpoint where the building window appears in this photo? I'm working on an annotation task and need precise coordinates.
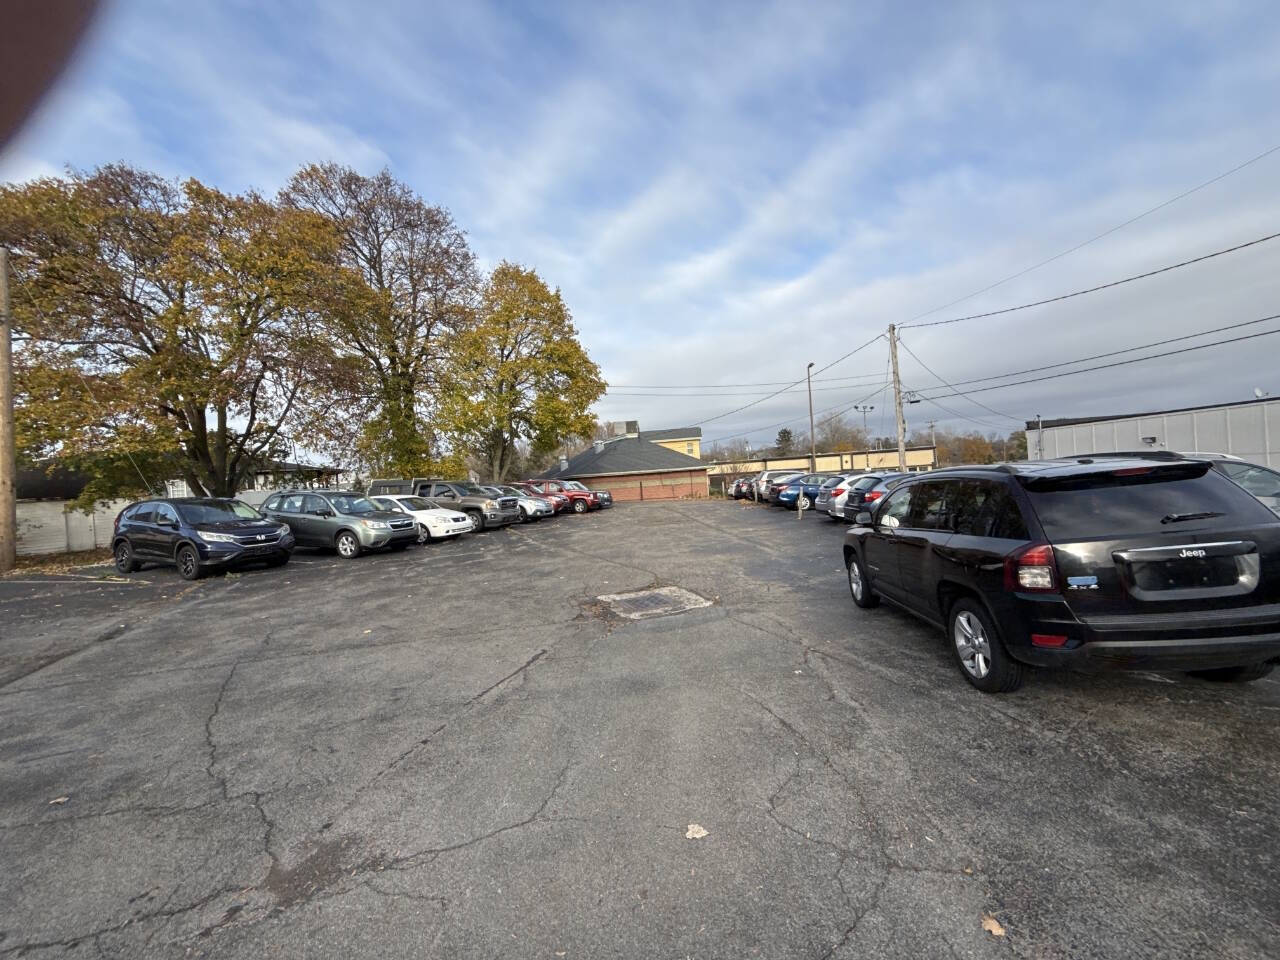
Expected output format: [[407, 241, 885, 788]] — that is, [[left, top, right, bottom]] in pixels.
[[686, 442, 694, 454]]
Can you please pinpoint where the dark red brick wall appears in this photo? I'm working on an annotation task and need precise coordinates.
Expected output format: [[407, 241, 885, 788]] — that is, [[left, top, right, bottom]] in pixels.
[[580, 470, 709, 502]]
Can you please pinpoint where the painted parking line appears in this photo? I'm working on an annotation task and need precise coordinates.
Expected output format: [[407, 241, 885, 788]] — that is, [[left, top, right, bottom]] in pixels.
[[0, 578, 152, 587]]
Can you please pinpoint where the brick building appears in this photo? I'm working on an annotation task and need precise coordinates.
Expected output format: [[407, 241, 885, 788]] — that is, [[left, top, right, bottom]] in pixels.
[[541, 436, 708, 502]]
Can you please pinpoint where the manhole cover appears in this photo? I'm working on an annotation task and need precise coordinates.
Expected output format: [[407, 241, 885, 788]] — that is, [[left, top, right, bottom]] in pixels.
[[595, 586, 713, 620]]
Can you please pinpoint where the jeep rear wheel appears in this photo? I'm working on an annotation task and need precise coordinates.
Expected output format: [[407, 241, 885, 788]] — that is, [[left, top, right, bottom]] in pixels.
[[949, 599, 1023, 693]]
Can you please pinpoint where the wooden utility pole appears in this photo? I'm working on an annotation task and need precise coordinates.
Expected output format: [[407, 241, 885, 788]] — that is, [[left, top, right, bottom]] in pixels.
[[806, 361, 816, 472], [888, 324, 907, 472], [0, 248, 15, 574]]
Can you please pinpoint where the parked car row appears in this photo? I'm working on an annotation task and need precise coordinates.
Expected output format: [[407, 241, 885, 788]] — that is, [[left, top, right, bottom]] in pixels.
[[111, 475, 613, 580], [729, 468, 911, 522]]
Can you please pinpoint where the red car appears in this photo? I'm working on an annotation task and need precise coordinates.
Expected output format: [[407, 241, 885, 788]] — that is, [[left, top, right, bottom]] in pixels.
[[510, 481, 570, 514], [525, 480, 599, 514]]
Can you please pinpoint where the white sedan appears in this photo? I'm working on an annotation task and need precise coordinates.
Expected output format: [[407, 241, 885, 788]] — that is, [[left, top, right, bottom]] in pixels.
[[370, 495, 475, 541]]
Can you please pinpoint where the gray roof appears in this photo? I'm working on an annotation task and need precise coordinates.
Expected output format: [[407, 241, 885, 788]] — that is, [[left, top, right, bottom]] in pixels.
[[638, 426, 702, 442], [540, 437, 708, 479]]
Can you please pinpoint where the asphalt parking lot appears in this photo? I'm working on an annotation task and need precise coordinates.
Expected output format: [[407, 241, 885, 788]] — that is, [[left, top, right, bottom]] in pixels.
[[2, 500, 1277, 959]]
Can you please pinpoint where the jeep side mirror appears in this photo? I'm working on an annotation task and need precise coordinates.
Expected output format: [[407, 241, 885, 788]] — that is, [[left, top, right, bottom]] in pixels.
[[855, 511, 873, 526]]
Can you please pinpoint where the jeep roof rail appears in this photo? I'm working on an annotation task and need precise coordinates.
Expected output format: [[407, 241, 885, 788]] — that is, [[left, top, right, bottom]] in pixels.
[[1052, 450, 1187, 461]]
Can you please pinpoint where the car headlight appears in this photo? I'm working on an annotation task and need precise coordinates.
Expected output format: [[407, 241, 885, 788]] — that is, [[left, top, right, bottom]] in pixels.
[[484, 499, 498, 510], [278, 525, 292, 537], [361, 519, 389, 529], [198, 531, 237, 543]]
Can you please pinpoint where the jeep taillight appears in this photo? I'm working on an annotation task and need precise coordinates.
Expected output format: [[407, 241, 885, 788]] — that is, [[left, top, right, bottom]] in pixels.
[[1004, 543, 1058, 593]]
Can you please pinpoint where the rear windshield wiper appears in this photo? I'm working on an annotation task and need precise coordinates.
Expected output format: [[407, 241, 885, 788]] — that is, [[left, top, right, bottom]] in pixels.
[[1160, 511, 1225, 524]]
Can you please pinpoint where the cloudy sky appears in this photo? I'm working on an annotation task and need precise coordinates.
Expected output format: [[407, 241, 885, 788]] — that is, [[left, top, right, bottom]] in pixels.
[[3, 0, 1279, 450]]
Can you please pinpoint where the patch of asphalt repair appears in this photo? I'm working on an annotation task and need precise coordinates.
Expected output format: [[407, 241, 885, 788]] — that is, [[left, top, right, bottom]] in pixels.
[[0, 500, 1277, 958]]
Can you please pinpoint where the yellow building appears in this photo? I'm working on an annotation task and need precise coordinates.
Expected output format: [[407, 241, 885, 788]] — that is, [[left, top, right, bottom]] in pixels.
[[704, 445, 937, 488], [639, 427, 702, 460]]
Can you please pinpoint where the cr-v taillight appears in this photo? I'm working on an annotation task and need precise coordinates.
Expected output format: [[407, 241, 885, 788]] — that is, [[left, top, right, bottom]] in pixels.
[[864, 490, 884, 503], [831, 488, 845, 497], [1004, 543, 1058, 593]]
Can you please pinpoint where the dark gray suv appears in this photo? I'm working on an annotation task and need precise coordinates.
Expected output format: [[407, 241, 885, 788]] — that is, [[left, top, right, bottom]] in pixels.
[[262, 490, 417, 558]]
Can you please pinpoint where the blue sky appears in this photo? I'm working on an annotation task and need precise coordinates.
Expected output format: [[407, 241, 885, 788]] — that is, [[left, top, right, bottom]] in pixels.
[[3, 0, 1280, 448]]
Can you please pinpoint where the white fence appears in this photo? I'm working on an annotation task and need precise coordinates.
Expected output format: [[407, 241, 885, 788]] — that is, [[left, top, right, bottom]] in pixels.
[[15, 499, 132, 557]]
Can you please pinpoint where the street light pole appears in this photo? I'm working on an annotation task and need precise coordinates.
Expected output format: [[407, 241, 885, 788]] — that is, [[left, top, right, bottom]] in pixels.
[[806, 361, 816, 472]]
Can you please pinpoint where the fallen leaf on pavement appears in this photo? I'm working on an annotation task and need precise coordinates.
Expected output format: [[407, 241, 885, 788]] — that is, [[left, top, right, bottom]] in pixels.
[[685, 824, 709, 839], [48, 796, 69, 805], [963, 866, 974, 875], [362, 629, 372, 635], [982, 914, 1006, 937]]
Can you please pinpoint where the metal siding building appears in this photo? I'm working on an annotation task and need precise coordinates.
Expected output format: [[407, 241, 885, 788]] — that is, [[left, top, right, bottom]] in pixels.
[[1028, 398, 1280, 466]]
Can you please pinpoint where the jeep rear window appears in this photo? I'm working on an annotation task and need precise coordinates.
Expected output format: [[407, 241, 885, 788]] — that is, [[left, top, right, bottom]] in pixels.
[[1023, 467, 1272, 539]]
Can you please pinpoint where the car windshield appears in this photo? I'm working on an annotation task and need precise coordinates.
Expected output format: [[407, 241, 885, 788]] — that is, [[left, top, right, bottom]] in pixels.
[[497, 486, 524, 496], [329, 495, 377, 514], [563, 481, 588, 491], [819, 477, 843, 489], [176, 500, 263, 523], [852, 476, 880, 491], [458, 484, 489, 495], [401, 497, 434, 511]]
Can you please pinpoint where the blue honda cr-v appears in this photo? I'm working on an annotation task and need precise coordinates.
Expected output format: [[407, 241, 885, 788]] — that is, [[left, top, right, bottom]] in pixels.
[[112, 498, 294, 580]]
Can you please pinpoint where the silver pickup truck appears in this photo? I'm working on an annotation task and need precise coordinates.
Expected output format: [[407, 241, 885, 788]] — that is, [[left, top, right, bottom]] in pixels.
[[368, 478, 521, 531]]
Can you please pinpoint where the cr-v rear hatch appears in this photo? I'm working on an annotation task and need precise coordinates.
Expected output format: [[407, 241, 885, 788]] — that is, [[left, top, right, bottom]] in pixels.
[[1020, 461, 1280, 626]]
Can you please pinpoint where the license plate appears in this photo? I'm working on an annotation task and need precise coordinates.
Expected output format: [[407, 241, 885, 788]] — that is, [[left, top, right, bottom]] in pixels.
[[1132, 556, 1238, 591]]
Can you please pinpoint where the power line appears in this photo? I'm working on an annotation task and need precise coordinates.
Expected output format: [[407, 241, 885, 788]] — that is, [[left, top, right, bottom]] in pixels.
[[810, 332, 885, 378], [911, 314, 1280, 392], [916, 315, 1280, 404], [907, 389, 1010, 432], [607, 376, 896, 398], [901, 141, 1280, 326], [895, 339, 1022, 424], [900, 229, 1280, 330], [705, 379, 892, 447], [692, 333, 884, 427], [606, 371, 886, 389]]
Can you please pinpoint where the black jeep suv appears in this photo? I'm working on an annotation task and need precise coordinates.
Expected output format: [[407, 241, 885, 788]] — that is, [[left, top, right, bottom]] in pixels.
[[113, 498, 294, 580], [843, 456, 1280, 692]]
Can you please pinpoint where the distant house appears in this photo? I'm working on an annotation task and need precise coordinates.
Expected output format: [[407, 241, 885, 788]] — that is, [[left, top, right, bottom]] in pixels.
[[639, 426, 702, 460], [165, 460, 347, 501], [541, 436, 708, 501]]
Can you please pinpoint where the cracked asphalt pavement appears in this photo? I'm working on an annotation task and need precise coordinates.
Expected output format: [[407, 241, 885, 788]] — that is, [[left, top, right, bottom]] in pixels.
[[1, 500, 1278, 958]]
